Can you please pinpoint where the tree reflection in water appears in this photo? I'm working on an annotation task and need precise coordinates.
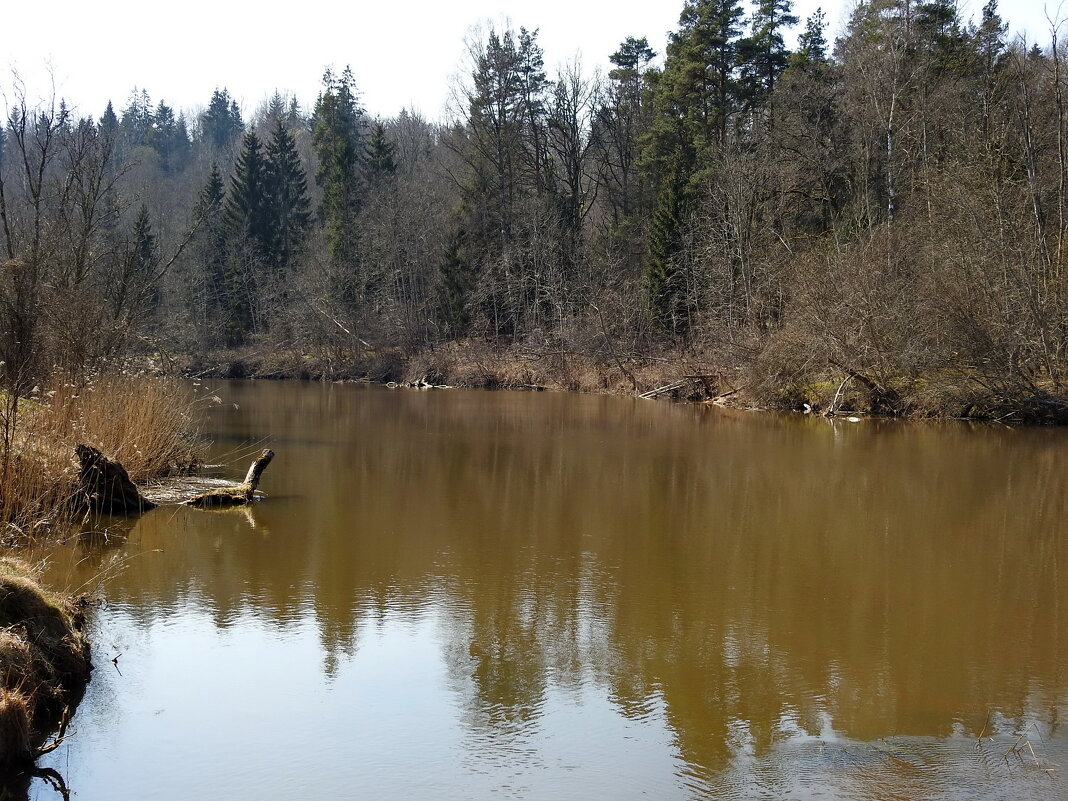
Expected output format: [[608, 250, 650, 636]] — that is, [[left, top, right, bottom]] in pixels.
[[28, 383, 1068, 799]]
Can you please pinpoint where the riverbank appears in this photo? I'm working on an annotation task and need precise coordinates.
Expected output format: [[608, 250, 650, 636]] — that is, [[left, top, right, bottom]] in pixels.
[[179, 340, 1068, 424], [0, 374, 206, 778], [0, 558, 90, 771], [0, 374, 204, 539]]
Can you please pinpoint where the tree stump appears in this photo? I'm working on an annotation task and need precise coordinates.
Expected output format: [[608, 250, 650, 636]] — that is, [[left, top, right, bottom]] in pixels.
[[75, 445, 157, 515]]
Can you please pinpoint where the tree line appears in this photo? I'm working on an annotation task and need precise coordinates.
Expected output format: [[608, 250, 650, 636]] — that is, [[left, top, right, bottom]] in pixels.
[[2, 0, 1067, 417]]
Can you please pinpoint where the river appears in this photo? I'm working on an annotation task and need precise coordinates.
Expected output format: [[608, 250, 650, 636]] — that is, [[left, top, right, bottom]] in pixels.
[[27, 380, 1068, 799]]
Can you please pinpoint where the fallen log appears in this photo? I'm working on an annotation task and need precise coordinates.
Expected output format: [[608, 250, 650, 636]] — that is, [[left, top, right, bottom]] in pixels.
[[75, 445, 157, 515], [185, 449, 275, 508]]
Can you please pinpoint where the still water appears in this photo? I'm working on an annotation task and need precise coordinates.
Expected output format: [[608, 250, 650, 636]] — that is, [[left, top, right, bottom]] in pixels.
[[28, 380, 1068, 799]]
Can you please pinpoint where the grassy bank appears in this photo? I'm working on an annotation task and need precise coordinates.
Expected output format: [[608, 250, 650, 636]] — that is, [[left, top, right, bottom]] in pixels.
[[0, 557, 90, 769], [179, 340, 1068, 424], [0, 374, 204, 538]]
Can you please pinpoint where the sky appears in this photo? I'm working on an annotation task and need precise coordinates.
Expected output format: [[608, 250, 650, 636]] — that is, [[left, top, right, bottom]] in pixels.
[[2, 0, 1064, 123]]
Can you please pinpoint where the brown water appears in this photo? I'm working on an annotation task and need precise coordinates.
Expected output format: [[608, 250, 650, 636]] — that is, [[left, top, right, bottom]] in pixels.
[[26, 380, 1068, 799]]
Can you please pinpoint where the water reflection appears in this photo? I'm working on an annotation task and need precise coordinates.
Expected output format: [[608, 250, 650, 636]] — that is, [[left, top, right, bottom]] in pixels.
[[30, 382, 1068, 799]]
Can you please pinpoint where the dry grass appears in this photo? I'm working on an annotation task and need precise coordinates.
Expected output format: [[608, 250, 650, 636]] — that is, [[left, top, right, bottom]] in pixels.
[[402, 340, 723, 397], [0, 373, 205, 535], [0, 557, 90, 767]]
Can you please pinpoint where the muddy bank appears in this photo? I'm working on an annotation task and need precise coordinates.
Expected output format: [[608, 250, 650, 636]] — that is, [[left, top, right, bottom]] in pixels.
[[178, 341, 1068, 424], [0, 558, 90, 772]]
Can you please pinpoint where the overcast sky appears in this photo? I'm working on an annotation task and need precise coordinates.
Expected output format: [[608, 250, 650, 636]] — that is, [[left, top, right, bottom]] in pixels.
[[3, 0, 1064, 123]]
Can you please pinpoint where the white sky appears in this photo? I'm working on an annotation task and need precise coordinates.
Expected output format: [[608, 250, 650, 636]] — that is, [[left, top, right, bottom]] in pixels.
[[2, 0, 1063, 123]]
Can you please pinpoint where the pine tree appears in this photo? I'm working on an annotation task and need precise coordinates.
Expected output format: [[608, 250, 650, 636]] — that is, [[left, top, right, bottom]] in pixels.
[[739, 0, 799, 123], [597, 37, 656, 226], [659, 0, 745, 158], [791, 10, 829, 67]]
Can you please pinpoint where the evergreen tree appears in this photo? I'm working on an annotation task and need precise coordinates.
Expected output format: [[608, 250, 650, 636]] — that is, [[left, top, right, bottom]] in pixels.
[[596, 36, 656, 226], [193, 163, 228, 311], [265, 119, 312, 270], [792, 10, 829, 67], [99, 101, 119, 141], [220, 137, 265, 344], [364, 121, 397, 187], [439, 225, 474, 336], [201, 88, 244, 151], [645, 169, 688, 335], [120, 88, 153, 149], [516, 28, 551, 190], [738, 0, 799, 122], [642, 0, 744, 334], [194, 164, 226, 222], [149, 101, 191, 171], [973, 0, 1007, 70], [112, 204, 160, 320], [651, 0, 745, 165], [312, 66, 366, 263], [224, 132, 272, 255]]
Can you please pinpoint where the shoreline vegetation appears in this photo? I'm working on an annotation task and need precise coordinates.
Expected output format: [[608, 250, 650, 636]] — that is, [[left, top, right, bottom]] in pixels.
[[180, 339, 1068, 425]]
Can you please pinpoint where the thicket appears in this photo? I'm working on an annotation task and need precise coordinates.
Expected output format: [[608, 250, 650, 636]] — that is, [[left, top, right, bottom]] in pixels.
[[3, 0, 1068, 420]]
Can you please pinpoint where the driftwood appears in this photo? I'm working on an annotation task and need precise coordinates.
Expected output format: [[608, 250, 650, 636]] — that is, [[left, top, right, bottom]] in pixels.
[[185, 449, 274, 508], [75, 446, 275, 514], [75, 445, 157, 515]]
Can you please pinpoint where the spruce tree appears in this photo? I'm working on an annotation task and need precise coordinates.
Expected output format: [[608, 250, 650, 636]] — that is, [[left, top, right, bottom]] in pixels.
[[201, 88, 245, 152], [224, 131, 270, 251], [439, 226, 473, 336], [99, 101, 119, 140], [149, 101, 191, 172], [120, 88, 153, 150], [364, 122, 397, 187], [645, 170, 688, 335], [643, 0, 743, 335], [193, 164, 229, 321], [312, 66, 365, 264], [265, 119, 312, 270]]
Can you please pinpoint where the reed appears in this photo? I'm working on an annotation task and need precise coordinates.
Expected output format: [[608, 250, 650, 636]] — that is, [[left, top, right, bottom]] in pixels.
[[0, 374, 205, 535]]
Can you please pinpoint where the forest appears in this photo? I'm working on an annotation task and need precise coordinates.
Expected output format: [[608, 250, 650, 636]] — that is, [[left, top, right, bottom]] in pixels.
[[2, 0, 1066, 420]]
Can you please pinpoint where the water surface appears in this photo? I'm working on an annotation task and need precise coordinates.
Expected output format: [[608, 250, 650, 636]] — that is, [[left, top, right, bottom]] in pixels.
[[28, 381, 1068, 799]]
